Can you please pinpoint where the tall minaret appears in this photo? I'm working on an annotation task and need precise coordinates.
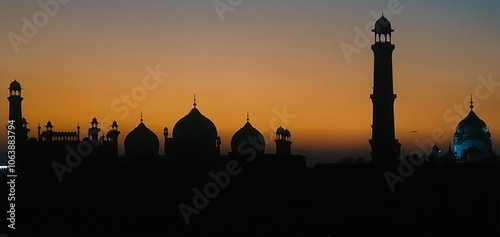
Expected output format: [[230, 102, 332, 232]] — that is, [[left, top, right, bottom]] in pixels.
[[8, 80, 23, 121], [369, 15, 401, 163], [8, 80, 30, 147]]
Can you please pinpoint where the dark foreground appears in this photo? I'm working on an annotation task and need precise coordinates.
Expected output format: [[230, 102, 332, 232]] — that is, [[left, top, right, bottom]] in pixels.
[[1, 156, 499, 236]]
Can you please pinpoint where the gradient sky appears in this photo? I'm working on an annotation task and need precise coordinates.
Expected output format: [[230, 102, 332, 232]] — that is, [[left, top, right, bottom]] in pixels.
[[1, 0, 499, 162]]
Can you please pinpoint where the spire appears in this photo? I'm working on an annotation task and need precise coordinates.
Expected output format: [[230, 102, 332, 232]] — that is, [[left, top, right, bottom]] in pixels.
[[469, 94, 474, 111], [193, 94, 197, 108], [140, 112, 143, 123], [246, 111, 249, 122]]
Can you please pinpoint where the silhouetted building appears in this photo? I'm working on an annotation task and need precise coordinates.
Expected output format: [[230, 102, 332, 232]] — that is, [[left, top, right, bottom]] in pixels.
[[88, 117, 101, 142], [163, 127, 174, 156], [7, 80, 121, 163], [427, 143, 454, 164], [8, 80, 30, 149], [169, 96, 221, 160], [106, 121, 120, 156], [38, 121, 79, 142], [275, 126, 292, 156], [453, 97, 494, 162], [369, 15, 401, 163], [124, 115, 159, 157], [230, 113, 265, 157], [3, 14, 500, 237]]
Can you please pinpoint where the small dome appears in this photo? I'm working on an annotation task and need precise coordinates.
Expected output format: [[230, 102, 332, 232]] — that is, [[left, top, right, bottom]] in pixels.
[[282, 129, 291, 137], [456, 111, 488, 134], [124, 121, 159, 157], [276, 126, 285, 134], [231, 121, 265, 155], [373, 15, 393, 35], [9, 80, 21, 90]]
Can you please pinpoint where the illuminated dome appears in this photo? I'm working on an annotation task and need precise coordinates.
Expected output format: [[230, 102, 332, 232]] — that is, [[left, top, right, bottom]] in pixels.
[[9, 80, 21, 90], [453, 99, 492, 161], [456, 111, 488, 134], [124, 118, 159, 157], [373, 15, 394, 35], [231, 115, 265, 155]]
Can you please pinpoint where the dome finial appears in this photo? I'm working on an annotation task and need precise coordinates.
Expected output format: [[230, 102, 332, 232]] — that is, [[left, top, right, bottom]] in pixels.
[[246, 111, 249, 122], [140, 112, 143, 122], [193, 94, 197, 108], [469, 94, 474, 111]]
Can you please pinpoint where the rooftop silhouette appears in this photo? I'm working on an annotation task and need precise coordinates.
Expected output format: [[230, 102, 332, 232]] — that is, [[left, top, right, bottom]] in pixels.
[[1, 15, 498, 237]]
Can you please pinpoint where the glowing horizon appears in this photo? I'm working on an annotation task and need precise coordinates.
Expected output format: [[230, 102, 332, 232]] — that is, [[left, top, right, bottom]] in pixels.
[[1, 0, 499, 161]]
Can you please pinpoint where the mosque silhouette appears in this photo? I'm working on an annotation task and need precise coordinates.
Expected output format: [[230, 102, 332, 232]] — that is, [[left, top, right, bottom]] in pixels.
[[1, 16, 499, 236]]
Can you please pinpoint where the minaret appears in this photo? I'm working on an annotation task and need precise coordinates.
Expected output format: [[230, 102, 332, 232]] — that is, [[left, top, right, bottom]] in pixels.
[[37, 123, 41, 141], [8, 80, 30, 147], [106, 121, 120, 155], [8, 80, 22, 121], [163, 127, 169, 155], [275, 126, 292, 156], [369, 15, 401, 163], [89, 117, 101, 142], [77, 123, 81, 140]]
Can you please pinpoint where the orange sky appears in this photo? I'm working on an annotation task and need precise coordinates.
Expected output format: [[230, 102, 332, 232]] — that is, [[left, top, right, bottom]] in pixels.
[[1, 1, 499, 161]]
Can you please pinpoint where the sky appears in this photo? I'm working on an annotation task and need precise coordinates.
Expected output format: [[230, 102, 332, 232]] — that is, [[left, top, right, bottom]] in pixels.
[[0, 0, 499, 162]]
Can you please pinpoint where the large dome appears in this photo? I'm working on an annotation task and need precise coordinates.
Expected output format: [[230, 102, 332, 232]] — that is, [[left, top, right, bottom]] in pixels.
[[453, 101, 493, 161], [173, 107, 217, 142], [373, 15, 393, 35], [124, 121, 159, 157], [456, 111, 488, 134], [231, 120, 265, 155]]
